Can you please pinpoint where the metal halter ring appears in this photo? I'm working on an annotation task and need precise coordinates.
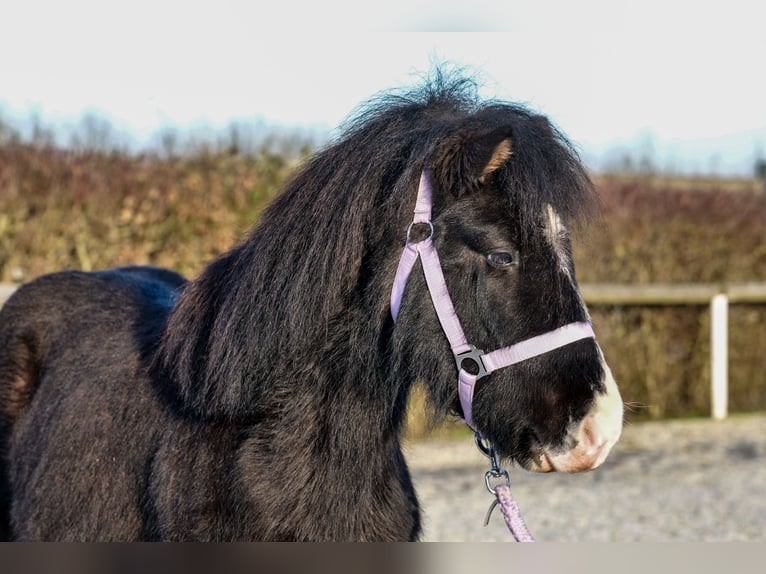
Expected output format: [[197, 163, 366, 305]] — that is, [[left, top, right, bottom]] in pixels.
[[405, 220, 434, 244], [484, 468, 511, 495], [475, 434, 500, 469], [475, 433, 511, 494]]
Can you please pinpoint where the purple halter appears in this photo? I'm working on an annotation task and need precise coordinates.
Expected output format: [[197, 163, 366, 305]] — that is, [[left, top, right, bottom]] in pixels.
[[390, 169, 595, 428]]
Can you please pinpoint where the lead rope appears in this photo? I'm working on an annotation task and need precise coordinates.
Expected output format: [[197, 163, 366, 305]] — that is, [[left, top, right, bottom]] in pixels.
[[475, 434, 536, 542]]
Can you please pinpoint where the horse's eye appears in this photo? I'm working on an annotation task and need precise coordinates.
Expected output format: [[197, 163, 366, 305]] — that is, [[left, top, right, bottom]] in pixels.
[[486, 251, 515, 269]]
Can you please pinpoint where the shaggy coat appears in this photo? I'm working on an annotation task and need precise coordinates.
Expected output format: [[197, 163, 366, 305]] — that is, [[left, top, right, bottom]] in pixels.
[[0, 76, 607, 541]]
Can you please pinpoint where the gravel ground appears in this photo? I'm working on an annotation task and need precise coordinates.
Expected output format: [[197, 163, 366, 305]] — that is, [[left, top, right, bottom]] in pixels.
[[404, 413, 766, 541]]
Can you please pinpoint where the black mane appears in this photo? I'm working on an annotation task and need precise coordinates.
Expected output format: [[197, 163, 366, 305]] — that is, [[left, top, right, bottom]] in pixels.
[[155, 72, 595, 420]]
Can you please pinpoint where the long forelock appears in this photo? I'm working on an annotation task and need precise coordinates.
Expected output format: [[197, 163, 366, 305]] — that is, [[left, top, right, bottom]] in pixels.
[[491, 119, 596, 245], [242, 76, 594, 346]]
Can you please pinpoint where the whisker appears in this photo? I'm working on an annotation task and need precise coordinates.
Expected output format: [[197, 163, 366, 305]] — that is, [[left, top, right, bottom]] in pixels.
[[623, 401, 647, 413]]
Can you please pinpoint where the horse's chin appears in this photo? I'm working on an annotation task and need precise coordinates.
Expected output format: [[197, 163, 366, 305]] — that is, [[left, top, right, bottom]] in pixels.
[[517, 450, 607, 473], [517, 451, 556, 473]]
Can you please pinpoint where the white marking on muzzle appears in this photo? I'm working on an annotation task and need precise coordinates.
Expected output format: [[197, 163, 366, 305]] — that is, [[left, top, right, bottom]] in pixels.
[[543, 351, 623, 473]]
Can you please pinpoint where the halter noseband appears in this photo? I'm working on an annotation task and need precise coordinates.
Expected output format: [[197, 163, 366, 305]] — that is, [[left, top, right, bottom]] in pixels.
[[390, 169, 595, 428]]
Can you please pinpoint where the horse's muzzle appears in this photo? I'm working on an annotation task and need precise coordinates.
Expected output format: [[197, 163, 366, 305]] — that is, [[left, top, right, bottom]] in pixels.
[[529, 356, 623, 473]]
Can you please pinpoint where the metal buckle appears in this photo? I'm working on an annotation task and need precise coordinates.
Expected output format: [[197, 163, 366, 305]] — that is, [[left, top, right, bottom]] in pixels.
[[475, 433, 513, 526], [475, 434, 503, 479], [405, 220, 434, 244], [476, 436, 511, 496], [454, 345, 488, 379]]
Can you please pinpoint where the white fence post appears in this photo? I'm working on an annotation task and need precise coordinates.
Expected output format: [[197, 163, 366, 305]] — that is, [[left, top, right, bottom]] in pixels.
[[0, 283, 17, 305], [710, 293, 729, 420]]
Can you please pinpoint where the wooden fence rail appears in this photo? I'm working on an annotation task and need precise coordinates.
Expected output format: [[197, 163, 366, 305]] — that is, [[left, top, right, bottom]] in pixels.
[[2, 282, 766, 420], [580, 283, 766, 305]]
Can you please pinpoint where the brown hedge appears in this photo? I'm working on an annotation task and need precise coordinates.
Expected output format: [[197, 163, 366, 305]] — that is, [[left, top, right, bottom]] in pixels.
[[2, 145, 765, 424], [574, 176, 766, 420]]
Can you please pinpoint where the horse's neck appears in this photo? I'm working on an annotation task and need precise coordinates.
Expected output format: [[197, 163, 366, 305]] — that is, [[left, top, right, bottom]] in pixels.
[[236, 346, 419, 540]]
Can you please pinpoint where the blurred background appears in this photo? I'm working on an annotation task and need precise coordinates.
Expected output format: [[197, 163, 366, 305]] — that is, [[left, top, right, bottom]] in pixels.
[[1, 0, 765, 429]]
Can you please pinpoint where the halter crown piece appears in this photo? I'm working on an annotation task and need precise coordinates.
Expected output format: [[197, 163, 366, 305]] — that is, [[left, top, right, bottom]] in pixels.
[[390, 169, 596, 428]]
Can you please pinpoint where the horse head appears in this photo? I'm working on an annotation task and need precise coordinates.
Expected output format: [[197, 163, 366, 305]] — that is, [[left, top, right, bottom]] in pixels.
[[390, 110, 623, 473]]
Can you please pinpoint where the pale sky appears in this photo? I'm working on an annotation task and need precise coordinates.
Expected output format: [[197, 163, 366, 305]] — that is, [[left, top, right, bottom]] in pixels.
[[2, 0, 765, 174]]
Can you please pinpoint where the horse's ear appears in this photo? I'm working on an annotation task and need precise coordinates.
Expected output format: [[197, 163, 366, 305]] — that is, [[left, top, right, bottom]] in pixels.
[[478, 137, 513, 184], [432, 127, 514, 196]]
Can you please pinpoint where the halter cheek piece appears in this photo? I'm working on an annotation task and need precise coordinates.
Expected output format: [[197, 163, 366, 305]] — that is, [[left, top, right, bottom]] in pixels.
[[390, 169, 596, 429]]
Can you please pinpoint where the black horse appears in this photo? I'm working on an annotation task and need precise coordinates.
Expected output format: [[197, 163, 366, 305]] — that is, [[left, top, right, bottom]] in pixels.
[[0, 75, 622, 541]]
